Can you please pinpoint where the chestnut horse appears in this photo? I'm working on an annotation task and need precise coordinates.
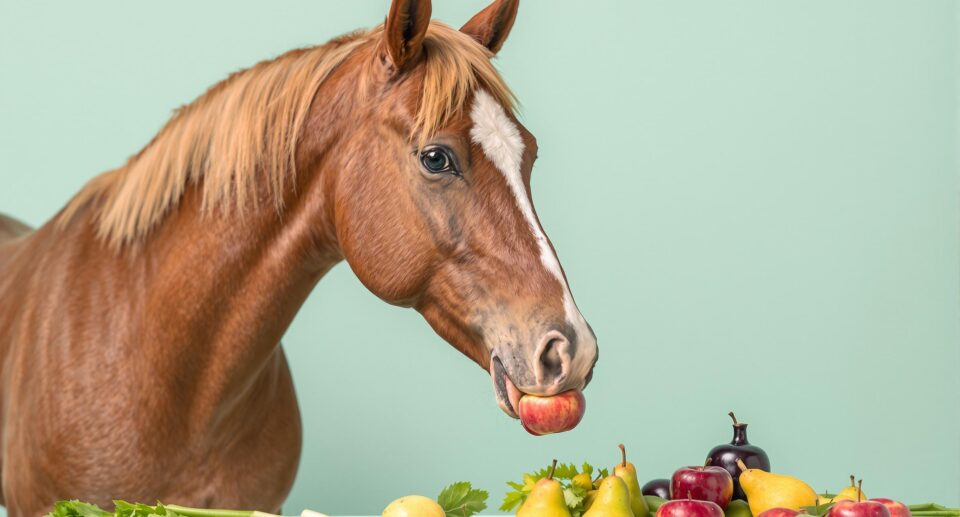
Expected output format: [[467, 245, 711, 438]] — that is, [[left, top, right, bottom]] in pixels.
[[0, 0, 598, 515]]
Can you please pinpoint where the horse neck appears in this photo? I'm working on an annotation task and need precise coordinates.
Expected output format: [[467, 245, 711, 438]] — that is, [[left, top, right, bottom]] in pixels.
[[123, 175, 339, 408]]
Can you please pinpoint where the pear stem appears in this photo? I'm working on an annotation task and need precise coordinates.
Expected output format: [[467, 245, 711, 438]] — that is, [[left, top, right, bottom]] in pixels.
[[729, 411, 740, 426], [857, 480, 863, 502], [548, 459, 558, 480], [619, 444, 627, 468], [850, 475, 856, 488], [736, 459, 748, 472]]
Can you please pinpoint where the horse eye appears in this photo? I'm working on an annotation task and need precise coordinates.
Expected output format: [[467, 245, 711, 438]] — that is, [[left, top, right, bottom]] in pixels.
[[419, 147, 455, 174]]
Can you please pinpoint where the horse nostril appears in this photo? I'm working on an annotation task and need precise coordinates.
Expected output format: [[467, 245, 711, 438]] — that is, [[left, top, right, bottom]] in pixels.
[[535, 331, 571, 387]]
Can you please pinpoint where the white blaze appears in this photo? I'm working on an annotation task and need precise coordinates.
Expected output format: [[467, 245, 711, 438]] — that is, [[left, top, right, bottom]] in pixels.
[[469, 89, 587, 332]]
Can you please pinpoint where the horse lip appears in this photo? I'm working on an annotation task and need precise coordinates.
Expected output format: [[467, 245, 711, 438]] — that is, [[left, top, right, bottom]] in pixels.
[[490, 356, 521, 419]]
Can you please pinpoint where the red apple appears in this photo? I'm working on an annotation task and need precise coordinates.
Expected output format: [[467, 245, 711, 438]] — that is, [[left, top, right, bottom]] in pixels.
[[517, 390, 585, 436], [870, 499, 911, 517], [758, 509, 803, 517], [671, 466, 734, 508], [830, 500, 891, 517], [657, 499, 725, 517]]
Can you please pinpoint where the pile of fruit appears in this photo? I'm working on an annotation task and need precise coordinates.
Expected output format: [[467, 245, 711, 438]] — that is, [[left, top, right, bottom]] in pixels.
[[490, 413, 958, 517]]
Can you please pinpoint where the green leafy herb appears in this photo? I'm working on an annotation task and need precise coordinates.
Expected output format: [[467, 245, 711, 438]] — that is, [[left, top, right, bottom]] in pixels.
[[438, 481, 488, 517], [47, 501, 273, 517], [48, 501, 114, 517]]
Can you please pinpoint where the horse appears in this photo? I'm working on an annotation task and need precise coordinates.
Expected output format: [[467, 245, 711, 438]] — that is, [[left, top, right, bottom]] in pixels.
[[0, 1, 598, 515]]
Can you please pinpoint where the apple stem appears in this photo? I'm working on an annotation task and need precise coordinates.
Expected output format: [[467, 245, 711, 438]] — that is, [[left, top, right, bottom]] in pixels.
[[548, 459, 558, 481], [736, 459, 748, 472], [857, 480, 863, 502], [729, 411, 740, 426], [619, 444, 627, 468]]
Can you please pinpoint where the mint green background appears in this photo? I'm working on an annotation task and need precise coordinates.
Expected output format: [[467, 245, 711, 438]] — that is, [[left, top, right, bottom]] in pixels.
[[1, 1, 957, 515]]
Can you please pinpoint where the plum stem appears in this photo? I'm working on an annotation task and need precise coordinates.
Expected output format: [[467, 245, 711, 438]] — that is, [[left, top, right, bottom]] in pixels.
[[548, 459, 558, 480], [857, 480, 863, 502], [705, 457, 713, 467], [729, 411, 740, 426], [736, 459, 748, 472], [619, 444, 627, 468]]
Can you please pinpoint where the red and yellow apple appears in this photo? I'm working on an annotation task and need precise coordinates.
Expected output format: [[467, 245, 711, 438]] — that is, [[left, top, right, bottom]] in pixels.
[[657, 499, 725, 517], [671, 466, 734, 508], [757, 509, 803, 517], [831, 500, 892, 517], [517, 390, 585, 436], [870, 499, 911, 517]]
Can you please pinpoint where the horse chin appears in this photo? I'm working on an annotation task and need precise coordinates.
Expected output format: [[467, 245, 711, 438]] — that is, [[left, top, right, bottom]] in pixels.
[[490, 356, 523, 419]]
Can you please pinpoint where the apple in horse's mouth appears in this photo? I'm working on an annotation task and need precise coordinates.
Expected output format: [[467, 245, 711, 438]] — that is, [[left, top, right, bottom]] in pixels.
[[490, 356, 586, 435], [517, 390, 586, 436]]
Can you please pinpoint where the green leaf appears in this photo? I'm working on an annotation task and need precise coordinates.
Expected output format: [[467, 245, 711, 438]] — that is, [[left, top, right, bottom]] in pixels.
[[562, 487, 585, 510], [802, 502, 835, 516], [438, 481, 488, 517], [46, 501, 113, 517], [581, 463, 594, 477], [598, 468, 610, 479], [499, 491, 527, 512], [553, 463, 580, 480]]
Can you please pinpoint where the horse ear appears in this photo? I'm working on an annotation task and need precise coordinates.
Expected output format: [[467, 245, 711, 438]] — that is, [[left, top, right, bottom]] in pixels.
[[384, 0, 433, 70], [460, 0, 519, 54]]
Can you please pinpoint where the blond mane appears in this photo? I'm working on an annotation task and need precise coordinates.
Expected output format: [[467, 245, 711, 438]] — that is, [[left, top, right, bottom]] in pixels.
[[59, 22, 514, 248]]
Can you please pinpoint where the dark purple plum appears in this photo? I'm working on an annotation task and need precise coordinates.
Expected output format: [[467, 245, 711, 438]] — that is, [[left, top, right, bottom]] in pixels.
[[705, 412, 770, 500], [642, 478, 671, 499]]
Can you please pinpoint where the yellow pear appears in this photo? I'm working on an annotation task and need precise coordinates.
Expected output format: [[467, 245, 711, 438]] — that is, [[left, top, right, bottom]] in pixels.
[[382, 495, 444, 517], [584, 476, 634, 517], [573, 472, 596, 492], [613, 444, 649, 517], [518, 460, 573, 517], [833, 476, 867, 502], [737, 459, 817, 515]]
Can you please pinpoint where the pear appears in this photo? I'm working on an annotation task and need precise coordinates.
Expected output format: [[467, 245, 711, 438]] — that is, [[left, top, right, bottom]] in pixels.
[[645, 495, 667, 513], [584, 475, 634, 517], [736, 459, 817, 516], [724, 499, 753, 517], [518, 460, 573, 517], [574, 472, 596, 492], [613, 444, 649, 517], [833, 476, 867, 502]]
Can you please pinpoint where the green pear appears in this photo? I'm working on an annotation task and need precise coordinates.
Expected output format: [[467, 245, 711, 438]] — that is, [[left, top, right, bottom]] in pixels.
[[584, 476, 633, 517], [613, 444, 649, 517], [644, 495, 666, 513], [518, 460, 572, 517], [724, 499, 752, 517]]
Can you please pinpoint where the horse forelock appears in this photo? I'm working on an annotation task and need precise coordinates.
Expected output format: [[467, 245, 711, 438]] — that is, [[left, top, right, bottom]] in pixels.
[[57, 21, 515, 250]]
